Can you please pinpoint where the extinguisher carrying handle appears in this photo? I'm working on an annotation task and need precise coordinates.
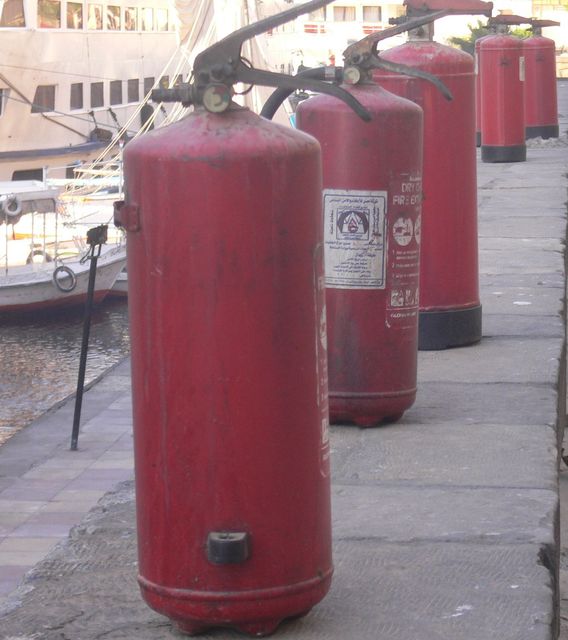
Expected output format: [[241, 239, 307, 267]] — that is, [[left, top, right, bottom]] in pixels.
[[151, 0, 371, 121], [342, 13, 454, 101], [260, 66, 343, 120]]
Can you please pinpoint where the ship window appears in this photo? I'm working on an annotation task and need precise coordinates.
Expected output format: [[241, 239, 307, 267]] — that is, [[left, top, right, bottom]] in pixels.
[[309, 8, 326, 20], [90, 81, 104, 108], [125, 7, 137, 29], [31, 85, 56, 113], [141, 7, 153, 30], [156, 7, 167, 31], [13, 169, 44, 181], [1, 0, 25, 27], [70, 83, 83, 109], [143, 77, 155, 94], [127, 79, 139, 102], [363, 6, 381, 21], [38, 0, 61, 28], [333, 6, 356, 21], [87, 3, 102, 29], [67, 2, 83, 27], [107, 5, 120, 29], [110, 80, 122, 105]]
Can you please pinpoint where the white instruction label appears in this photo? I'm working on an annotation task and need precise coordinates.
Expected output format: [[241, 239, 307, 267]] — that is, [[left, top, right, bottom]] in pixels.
[[519, 56, 525, 82], [323, 189, 387, 290]]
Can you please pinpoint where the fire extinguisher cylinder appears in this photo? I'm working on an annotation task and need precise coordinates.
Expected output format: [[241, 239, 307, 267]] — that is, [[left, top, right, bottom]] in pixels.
[[374, 0, 491, 350], [478, 14, 531, 162], [298, 85, 423, 426], [524, 19, 560, 140], [291, 14, 452, 426], [113, 0, 372, 635]]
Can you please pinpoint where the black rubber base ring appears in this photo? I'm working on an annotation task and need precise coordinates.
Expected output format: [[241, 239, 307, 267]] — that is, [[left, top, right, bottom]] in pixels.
[[419, 305, 482, 351], [476, 131, 481, 147], [526, 124, 559, 140], [481, 144, 526, 163]]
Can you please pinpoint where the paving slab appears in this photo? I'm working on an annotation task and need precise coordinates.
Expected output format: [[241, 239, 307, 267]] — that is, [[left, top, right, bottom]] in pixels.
[[479, 239, 564, 276], [406, 382, 558, 426], [482, 314, 564, 339], [481, 287, 563, 316], [478, 214, 566, 239], [332, 485, 557, 543], [330, 422, 557, 488], [417, 337, 562, 386]]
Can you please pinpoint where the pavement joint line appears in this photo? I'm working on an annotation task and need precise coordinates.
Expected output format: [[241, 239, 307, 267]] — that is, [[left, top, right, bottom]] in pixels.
[[333, 482, 559, 492]]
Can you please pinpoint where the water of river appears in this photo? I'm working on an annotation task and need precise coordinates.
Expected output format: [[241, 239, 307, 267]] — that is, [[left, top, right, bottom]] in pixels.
[[0, 299, 130, 446]]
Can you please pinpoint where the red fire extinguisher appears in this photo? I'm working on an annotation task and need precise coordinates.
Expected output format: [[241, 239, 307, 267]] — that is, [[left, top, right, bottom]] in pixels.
[[114, 1, 370, 635], [524, 19, 560, 140], [373, 0, 492, 350], [291, 16, 451, 426], [478, 14, 531, 162]]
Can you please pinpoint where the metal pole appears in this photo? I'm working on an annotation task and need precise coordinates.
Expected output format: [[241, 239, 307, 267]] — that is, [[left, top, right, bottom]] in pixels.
[[70, 224, 108, 451]]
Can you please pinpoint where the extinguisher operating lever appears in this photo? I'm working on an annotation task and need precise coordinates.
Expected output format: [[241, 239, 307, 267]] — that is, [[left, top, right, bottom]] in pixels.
[[342, 12, 453, 100], [344, 9, 449, 62], [152, 0, 371, 120], [370, 57, 453, 101]]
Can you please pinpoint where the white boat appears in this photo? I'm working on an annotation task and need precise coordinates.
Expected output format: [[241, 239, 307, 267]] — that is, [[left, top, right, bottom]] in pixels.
[[0, 180, 126, 313], [0, 0, 181, 182]]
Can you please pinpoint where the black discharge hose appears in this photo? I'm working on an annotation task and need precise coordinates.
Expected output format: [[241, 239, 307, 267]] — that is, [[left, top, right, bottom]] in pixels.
[[260, 66, 344, 121]]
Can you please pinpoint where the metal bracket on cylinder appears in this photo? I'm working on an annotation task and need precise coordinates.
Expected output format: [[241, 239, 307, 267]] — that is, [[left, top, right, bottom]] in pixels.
[[207, 532, 250, 565], [114, 200, 140, 232]]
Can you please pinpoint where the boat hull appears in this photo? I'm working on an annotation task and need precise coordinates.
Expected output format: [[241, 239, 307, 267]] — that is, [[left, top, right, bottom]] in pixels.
[[0, 245, 126, 313]]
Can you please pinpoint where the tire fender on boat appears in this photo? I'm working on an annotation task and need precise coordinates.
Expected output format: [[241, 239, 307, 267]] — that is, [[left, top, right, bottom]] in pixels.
[[52, 265, 77, 293], [1, 195, 22, 220]]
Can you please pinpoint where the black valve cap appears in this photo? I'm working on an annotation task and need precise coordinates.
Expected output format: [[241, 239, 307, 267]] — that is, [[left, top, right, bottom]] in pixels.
[[151, 85, 192, 104], [207, 532, 250, 565]]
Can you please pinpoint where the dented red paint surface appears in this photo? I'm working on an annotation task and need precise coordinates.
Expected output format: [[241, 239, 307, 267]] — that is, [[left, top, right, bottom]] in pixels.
[[122, 106, 332, 635], [374, 41, 480, 316], [296, 84, 422, 427]]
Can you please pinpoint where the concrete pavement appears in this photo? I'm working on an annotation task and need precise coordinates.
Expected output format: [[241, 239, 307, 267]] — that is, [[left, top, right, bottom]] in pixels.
[[0, 359, 134, 602], [0, 83, 567, 639]]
